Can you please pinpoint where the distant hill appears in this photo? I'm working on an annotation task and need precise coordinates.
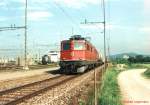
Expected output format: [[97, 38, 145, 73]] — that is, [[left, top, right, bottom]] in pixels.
[[110, 53, 150, 60], [110, 53, 138, 59]]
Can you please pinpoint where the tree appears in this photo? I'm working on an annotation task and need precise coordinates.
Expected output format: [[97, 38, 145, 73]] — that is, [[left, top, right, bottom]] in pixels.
[[135, 55, 144, 63], [128, 56, 135, 63]]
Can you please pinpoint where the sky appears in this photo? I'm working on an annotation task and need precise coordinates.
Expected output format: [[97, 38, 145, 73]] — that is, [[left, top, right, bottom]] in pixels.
[[0, 0, 150, 58]]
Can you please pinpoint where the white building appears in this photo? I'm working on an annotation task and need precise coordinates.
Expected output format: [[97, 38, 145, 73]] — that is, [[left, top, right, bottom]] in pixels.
[[48, 51, 60, 63], [123, 55, 129, 60]]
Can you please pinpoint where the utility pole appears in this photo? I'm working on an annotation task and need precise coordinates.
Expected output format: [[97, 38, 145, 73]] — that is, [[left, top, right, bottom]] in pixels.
[[23, 0, 29, 70], [81, 0, 107, 67], [94, 67, 97, 105], [81, 19, 105, 105], [107, 38, 110, 61], [0, 1, 28, 70], [102, 0, 107, 69], [80, 0, 106, 105]]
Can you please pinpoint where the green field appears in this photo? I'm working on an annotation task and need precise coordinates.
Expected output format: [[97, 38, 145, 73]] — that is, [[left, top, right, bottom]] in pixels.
[[126, 63, 150, 69]]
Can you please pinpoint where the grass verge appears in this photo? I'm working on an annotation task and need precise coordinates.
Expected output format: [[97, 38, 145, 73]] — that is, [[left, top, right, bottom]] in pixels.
[[143, 68, 150, 78], [98, 68, 122, 105]]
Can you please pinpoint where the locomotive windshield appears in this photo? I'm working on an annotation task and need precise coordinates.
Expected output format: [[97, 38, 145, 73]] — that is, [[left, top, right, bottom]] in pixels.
[[74, 41, 85, 50], [62, 41, 70, 50]]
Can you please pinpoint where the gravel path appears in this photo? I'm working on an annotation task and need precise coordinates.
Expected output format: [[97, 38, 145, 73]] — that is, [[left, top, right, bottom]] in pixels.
[[118, 69, 150, 105], [0, 67, 59, 81], [0, 67, 59, 91]]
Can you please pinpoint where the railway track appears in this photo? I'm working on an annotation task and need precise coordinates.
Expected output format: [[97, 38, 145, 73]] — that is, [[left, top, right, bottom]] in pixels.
[[0, 75, 78, 105]]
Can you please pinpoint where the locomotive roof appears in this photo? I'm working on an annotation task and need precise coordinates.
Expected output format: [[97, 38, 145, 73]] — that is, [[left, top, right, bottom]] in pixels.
[[70, 35, 85, 40], [62, 35, 93, 46], [69, 35, 92, 43], [61, 38, 98, 54]]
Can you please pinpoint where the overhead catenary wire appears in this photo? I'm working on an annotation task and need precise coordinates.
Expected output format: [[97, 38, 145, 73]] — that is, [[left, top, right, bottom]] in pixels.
[[0, 0, 26, 63], [53, 1, 86, 35], [77, 1, 105, 36], [0, 26, 25, 32], [0, 1, 26, 32]]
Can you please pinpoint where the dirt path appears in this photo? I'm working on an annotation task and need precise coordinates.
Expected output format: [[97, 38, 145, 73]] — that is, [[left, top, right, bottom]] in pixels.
[[0, 67, 59, 81], [118, 69, 150, 105]]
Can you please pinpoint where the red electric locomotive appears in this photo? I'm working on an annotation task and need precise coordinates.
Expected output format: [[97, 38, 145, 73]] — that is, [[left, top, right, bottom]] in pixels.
[[59, 35, 103, 73]]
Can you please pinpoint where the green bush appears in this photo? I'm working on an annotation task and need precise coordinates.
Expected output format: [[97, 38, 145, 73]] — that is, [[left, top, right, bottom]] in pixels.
[[143, 69, 150, 78]]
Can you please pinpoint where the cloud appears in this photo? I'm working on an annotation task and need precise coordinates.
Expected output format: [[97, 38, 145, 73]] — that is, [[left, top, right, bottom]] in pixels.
[[0, 1, 10, 9], [0, 1, 53, 22], [0, 17, 7, 21], [10, 0, 25, 3], [28, 11, 53, 21], [10, 0, 50, 4], [0, 2, 6, 6], [54, 0, 133, 9], [8, 0, 51, 11], [54, 0, 99, 9], [32, 0, 51, 3], [80, 23, 125, 30], [80, 24, 103, 30], [140, 26, 150, 33], [144, 0, 150, 15]]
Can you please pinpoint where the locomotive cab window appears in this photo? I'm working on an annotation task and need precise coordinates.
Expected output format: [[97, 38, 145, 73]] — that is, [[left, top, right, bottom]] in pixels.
[[74, 41, 85, 50], [62, 42, 70, 50]]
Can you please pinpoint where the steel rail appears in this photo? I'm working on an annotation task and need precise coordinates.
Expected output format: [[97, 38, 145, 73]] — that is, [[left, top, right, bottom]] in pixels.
[[0, 75, 78, 105]]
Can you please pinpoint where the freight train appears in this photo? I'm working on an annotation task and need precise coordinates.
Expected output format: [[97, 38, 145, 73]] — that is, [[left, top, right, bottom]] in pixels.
[[59, 35, 103, 73]]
